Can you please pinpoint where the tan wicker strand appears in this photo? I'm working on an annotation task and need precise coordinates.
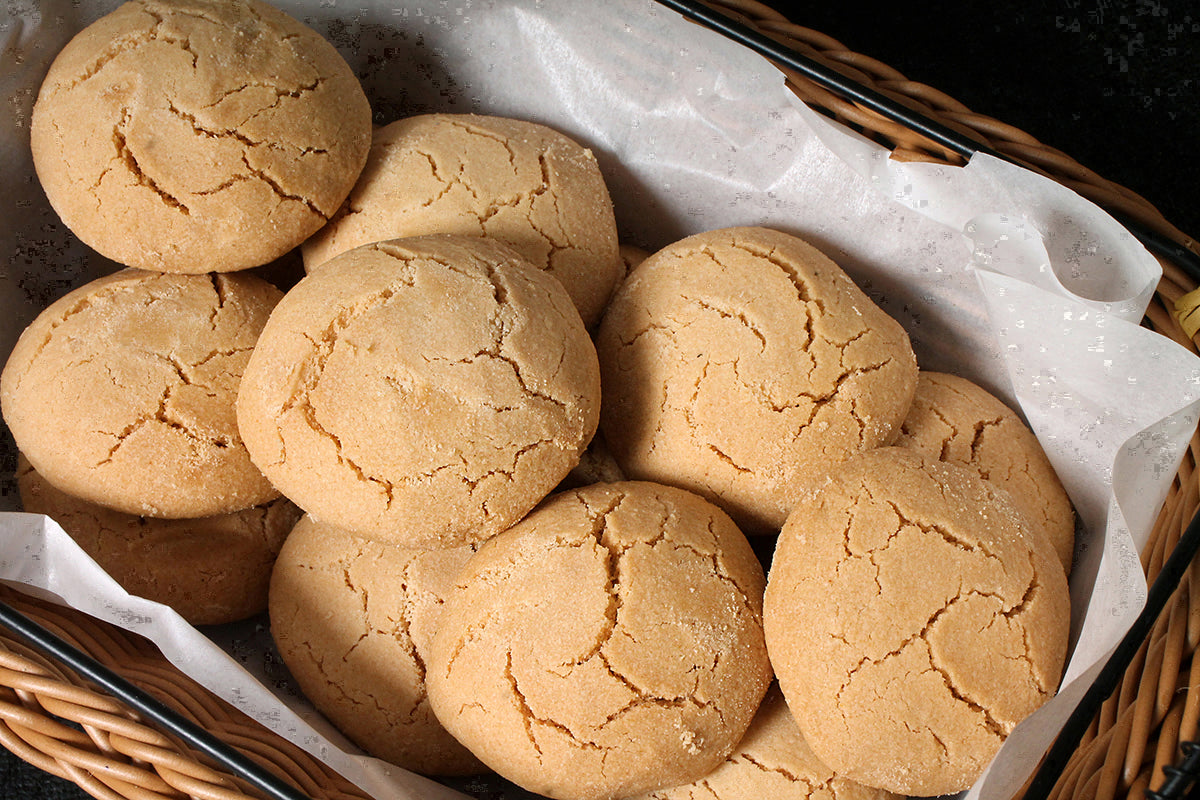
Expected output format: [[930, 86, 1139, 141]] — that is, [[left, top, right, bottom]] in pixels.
[[0, 695, 100, 750], [1106, 631, 1154, 744], [36, 695, 183, 751], [1048, 716, 1122, 800], [1189, 550, 1200, 649], [56, 762, 155, 800], [82, 774, 183, 800], [152, 766, 259, 800], [1101, 633, 1167, 799], [1151, 692, 1188, 792], [1177, 648, 1200, 758], [105, 667, 226, 732], [1156, 583, 1193, 720], [1119, 592, 1185, 785], [214, 728, 354, 798], [3, 716, 181, 795], [1097, 691, 1122, 755], [0, 587, 374, 800], [0, 662, 134, 719], [108, 736, 255, 800], [106, 732, 244, 790], [1128, 772, 1153, 800], [1144, 480, 1183, 576], [0, 714, 95, 786], [753, 19, 850, 54], [816, 48, 909, 82], [11, 601, 157, 668], [870, 79, 974, 114], [702, 0, 790, 24]]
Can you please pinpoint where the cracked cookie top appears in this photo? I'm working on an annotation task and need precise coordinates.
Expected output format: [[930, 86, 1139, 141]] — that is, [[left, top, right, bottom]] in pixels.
[[267, 514, 484, 777], [595, 226, 919, 534], [895, 371, 1076, 574], [30, 0, 371, 273], [762, 447, 1070, 797], [629, 686, 900, 800], [0, 269, 284, 518], [425, 480, 772, 800], [17, 455, 298, 626], [236, 234, 601, 546], [301, 114, 622, 328]]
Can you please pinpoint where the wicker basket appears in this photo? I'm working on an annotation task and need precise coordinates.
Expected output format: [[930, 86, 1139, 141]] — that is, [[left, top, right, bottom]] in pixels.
[[2, 2, 1198, 800]]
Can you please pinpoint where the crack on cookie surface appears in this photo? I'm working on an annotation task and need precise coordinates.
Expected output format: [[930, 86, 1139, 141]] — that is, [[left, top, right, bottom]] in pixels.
[[113, 111, 191, 215]]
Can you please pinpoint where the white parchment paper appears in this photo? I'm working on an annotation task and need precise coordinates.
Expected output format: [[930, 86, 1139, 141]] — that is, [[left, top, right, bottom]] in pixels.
[[3, 1, 1200, 799]]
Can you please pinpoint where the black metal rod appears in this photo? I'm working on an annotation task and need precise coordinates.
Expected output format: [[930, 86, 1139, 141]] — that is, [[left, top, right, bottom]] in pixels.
[[0, 598, 315, 800], [654, 0, 1200, 283], [1022, 507, 1200, 799]]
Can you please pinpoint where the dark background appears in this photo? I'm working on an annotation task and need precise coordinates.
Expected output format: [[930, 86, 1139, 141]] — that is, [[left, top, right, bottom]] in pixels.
[[3, 0, 1198, 798]]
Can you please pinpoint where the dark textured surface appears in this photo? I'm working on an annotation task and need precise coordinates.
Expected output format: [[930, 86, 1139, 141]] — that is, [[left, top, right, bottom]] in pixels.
[[3, 1, 1197, 799], [792, 0, 1200, 240]]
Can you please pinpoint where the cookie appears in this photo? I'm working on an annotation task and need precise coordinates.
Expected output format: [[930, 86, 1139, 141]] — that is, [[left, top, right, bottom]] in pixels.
[[595, 227, 918, 533], [1, 269, 283, 518], [236, 234, 601, 546], [301, 113, 622, 327], [894, 371, 1075, 572], [619, 244, 650, 279], [630, 686, 900, 800], [268, 515, 484, 776], [18, 456, 298, 626], [425, 481, 772, 800], [558, 430, 626, 491], [762, 447, 1070, 797], [30, 0, 371, 273]]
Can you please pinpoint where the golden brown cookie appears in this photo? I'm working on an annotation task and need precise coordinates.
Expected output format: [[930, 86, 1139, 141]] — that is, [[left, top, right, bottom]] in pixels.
[[763, 447, 1070, 797], [630, 686, 900, 800], [18, 455, 298, 626], [30, 0, 371, 273], [237, 234, 601, 546], [301, 113, 622, 327], [1, 269, 283, 518], [425, 481, 773, 800], [558, 430, 626, 491], [619, 244, 650, 280], [268, 515, 484, 776], [894, 371, 1075, 573], [595, 227, 918, 533]]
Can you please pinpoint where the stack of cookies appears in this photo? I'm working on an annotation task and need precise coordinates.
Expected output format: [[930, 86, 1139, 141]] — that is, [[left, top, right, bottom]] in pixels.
[[4, 0, 1077, 798]]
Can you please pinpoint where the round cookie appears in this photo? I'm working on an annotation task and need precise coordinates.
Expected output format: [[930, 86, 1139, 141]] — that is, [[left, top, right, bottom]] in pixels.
[[425, 481, 773, 800], [1, 269, 283, 518], [558, 430, 626, 491], [619, 243, 650, 280], [595, 226, 918, 533], [301, 113, 622, 327], [30, 0, 371, 273], [630, 687, 901, 800], [762, 447, 1070, 797], [18, 456, 299, 626], [236, 234, 601, 546], [268, 515, 484, 776], [894, 371, 1075, 573]]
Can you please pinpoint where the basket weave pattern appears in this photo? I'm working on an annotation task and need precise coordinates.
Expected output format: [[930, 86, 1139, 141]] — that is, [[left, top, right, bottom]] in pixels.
[[2, 2, 1198, 800]]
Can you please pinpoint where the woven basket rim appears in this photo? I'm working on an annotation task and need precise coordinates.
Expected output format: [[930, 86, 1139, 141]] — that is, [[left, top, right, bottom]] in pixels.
[[1, 3, 1198, 800]]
